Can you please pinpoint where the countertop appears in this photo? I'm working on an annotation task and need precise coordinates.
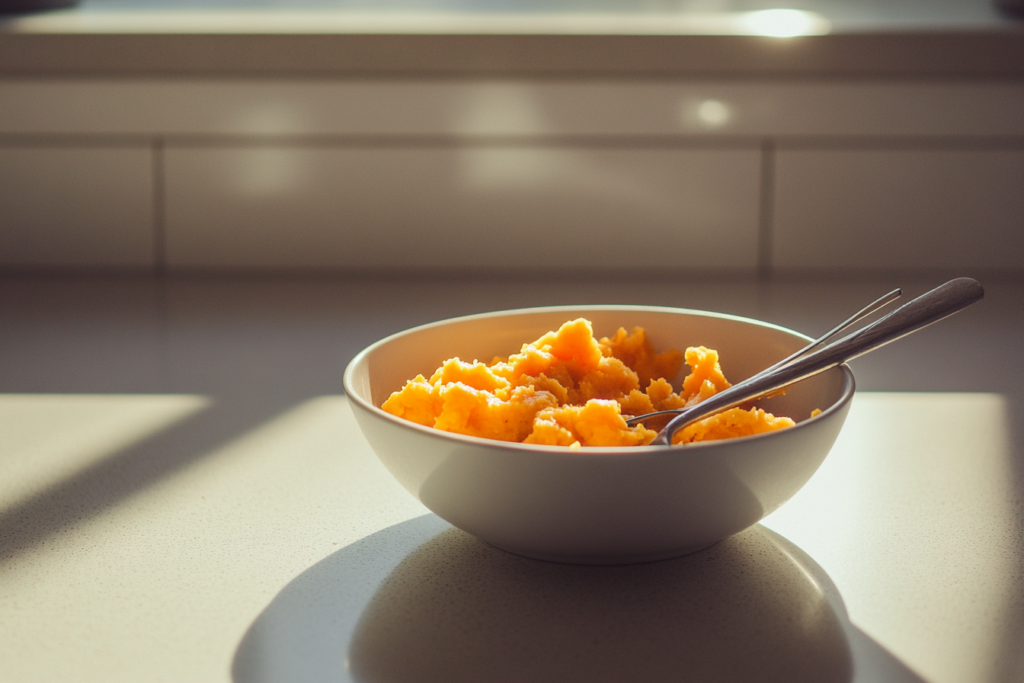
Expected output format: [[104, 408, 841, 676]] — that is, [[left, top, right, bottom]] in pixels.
[[1, 274, 1023, 682], [1, 0, 1023, 78]]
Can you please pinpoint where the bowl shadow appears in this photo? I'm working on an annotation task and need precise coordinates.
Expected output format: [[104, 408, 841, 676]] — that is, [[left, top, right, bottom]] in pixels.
[[232, 515, 922, 683]]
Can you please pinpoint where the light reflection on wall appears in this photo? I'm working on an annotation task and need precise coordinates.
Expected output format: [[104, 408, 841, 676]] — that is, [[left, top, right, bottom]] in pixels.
[[457, 148, 682, 225], [677, 98, 736, 131], [234, 147, 309, 198], [454, 85, 679, 219], [230, 103, 309, 197], [233, 102, 305, 135], [453, 83, 549, 136], [697, 100, 732, 128]]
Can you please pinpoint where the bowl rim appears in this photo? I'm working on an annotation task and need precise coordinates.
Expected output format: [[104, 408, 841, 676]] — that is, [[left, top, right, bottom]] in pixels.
[[343, 304, 856, 457]]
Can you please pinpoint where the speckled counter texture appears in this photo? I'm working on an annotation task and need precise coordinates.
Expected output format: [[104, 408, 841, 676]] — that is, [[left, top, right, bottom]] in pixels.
[[1, 274, 1023, 683]]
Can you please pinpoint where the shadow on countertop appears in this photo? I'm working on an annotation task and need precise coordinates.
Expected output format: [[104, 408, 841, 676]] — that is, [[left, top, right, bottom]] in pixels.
[[232, 515, 924, 683], [0, 394, 304, 565]]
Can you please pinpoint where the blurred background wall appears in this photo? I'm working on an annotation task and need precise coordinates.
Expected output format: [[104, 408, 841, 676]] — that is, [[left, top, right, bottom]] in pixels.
[[1, 4, 1022, 277]]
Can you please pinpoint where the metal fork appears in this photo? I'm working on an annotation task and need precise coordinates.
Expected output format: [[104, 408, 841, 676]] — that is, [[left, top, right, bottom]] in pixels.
[[626, 278, 983, 447]]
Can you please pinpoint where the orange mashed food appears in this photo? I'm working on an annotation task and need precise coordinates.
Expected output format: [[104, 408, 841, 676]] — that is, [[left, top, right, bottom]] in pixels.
[[381, 318, 797, 448]]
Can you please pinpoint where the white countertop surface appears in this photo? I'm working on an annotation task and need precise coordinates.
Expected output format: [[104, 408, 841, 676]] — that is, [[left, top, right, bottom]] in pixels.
[[1, 275, 1022, 682]]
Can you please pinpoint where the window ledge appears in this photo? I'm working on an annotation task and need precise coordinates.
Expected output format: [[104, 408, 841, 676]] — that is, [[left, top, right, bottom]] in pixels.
[[1, 4, 1023, 78]]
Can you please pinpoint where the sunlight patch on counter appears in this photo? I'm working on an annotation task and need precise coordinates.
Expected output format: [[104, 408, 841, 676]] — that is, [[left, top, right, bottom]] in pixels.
[[763, 392, 1021, 683], [0, 395, 426, 683], [0, 394, 210, 514]]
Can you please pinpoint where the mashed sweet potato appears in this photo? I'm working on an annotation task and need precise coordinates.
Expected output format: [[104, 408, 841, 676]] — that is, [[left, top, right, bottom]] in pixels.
[[381, 318, 798, 447]]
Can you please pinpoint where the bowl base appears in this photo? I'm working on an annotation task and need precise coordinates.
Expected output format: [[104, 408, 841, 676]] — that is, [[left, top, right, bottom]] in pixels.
[[484, 539, 723, 565]]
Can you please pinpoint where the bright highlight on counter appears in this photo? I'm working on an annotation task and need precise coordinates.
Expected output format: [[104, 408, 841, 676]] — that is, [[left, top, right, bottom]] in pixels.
[[740, 9, 830, 37]]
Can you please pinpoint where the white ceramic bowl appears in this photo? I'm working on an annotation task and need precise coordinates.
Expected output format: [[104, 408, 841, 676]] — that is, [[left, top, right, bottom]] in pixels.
[[344, 306, 854, 565]]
